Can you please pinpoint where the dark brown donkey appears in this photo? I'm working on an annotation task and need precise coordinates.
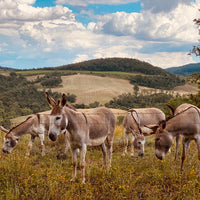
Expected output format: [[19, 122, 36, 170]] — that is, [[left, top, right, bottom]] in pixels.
[[46, 92, 116, 183]]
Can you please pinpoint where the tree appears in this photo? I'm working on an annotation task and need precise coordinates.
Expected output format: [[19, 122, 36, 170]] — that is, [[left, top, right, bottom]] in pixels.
[[133, 84, 139, 97], [190, 16, 200, 56]]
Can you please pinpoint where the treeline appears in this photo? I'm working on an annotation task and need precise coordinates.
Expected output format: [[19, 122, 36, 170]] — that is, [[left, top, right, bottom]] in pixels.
[[105, 92, 174, 111], [49, 57, 170, 75], [129, 74, 184, 90], [0, 73, 76, 127], [33, 72, 62, 87]]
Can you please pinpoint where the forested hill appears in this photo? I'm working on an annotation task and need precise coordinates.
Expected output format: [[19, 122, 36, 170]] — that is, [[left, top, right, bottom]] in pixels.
[[51, 57, 170, 76], [0, 66, 16, 71], [166, 63, 200, 76]]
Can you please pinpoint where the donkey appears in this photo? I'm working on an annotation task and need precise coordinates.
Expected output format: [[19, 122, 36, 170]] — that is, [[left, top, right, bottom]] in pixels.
[[46, 92, 116, 183], [1, 114, 70, 156], [148, 104, 200, 170], [166, 103, 192, 160], [123, 108, 165, 157]]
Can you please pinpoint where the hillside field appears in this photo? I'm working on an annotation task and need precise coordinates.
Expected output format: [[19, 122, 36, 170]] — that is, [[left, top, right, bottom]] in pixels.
[[45, 74, 197, 105]]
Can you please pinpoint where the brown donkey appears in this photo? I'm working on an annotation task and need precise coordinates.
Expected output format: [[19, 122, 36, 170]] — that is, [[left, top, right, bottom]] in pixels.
[[123, 108, 165, 157], [46, 92, 116, 183], [148, 104, 200, 170]]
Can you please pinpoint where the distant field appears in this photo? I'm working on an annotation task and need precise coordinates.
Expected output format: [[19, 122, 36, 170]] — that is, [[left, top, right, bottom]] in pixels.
[[51, 74, 135, 104], [50, 74, 197, 105]]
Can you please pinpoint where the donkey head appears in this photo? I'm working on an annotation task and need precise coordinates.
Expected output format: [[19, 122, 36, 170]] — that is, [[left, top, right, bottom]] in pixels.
[[133, 133, 145, 156], [2, 132, 19, 154], [46, 92, 67, 142], [147, 120, 173, 160]]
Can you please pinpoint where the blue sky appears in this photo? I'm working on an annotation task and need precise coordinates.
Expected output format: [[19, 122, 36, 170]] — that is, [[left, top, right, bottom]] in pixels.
[[0, 0, 200, 69]]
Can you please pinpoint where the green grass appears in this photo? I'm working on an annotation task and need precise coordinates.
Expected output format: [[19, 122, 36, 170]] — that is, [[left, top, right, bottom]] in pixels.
[[0, 127, 200, 200], [15, 69, 143, 78]]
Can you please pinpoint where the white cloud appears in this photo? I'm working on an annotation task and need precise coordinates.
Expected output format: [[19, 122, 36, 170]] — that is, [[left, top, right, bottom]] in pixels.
[[133, 52, 195, 68], [0, 0, 200, 69], [90, 2, 200, 44], [73, 54, 89, 63]]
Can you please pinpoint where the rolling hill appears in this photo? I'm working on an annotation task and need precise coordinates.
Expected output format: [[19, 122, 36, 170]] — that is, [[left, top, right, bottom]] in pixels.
[[166, 63, 200, 76], [48, 57, 171, 76]]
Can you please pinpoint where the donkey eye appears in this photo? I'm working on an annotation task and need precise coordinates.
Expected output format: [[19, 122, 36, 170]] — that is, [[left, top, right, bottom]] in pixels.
[[138, 142, 141, 144], [156, 138, 160, 142], [56, 116, 61, 120]]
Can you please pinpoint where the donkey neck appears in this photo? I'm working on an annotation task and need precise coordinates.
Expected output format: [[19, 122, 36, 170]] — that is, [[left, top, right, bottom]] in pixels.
[[10, 116, 36, 137], [166, 113, 194, 137], [64, 107, 87, 133]]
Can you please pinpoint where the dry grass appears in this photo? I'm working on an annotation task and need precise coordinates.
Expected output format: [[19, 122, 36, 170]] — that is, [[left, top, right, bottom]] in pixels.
[[1, 126, 200, 200], [51, 74, 134, 104]]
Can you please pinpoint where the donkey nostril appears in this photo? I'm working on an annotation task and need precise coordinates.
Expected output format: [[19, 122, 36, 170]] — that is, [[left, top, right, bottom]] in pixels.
[[49, 133, 57, 141]]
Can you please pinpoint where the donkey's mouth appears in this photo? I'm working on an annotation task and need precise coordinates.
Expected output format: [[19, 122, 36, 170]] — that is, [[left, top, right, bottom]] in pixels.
[[2, 149, 10, 154], [49, 133, 57, 141], [156, 154, 163, 160]]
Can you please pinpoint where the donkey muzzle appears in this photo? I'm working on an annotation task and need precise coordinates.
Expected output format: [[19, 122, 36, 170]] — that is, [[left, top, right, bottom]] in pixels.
[[2, 148, 10, 154], [138, 152, 144, 157], [155, 154, 163, 160], [49, 133, 57, 141]]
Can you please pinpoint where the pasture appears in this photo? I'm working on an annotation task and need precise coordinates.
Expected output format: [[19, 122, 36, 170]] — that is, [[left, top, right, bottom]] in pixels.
[[0, 124, 200, 199]]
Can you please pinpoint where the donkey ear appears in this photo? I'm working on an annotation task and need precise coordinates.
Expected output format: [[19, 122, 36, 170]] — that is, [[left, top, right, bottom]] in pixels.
[[159, 120, 166, 130], [144, 124, 159, 134], [45, 92, 57, 108], [166, 104, 175, 115], [61, 93, 67, 107], [0, 126, 9, 134]]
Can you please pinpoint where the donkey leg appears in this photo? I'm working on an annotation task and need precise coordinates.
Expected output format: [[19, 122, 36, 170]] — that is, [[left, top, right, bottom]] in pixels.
[[174, 135, 180, 161], [80, 144, 87, 184], [26, 135, 36, 157], [181, 137, 190, 171], [130, 135, 135, 157], [123, 131, 129, 156], [64, 131, 71, 154], [38, 134, 45, 156], [106, 136, 114, 168], [195, 137, 200, 160], [100, 142, 107, 166], [71, 148, 78, 182]]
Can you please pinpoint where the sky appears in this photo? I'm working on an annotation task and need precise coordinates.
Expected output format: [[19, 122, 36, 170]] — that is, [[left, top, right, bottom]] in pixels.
[[1, 0, 200, 69]]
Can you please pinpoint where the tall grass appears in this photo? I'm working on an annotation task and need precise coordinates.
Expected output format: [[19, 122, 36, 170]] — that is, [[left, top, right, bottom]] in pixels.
[[0, 126, 200, 200]]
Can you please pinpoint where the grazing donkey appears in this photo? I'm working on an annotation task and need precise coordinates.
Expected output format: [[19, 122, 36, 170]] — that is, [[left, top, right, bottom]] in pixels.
[[1, 114, 70, 156], [149, 104, 200, 170], [166, 103, 192, 160], [123, 108, 165, 157], [46, 92, 116, 183]]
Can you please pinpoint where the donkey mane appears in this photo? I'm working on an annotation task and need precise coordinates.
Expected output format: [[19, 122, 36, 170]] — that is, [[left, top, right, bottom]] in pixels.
[[65, 103, 77, 111], [9, 116, 33, 133], [167, 105, 200, 123], [128, 109, 142, 134]]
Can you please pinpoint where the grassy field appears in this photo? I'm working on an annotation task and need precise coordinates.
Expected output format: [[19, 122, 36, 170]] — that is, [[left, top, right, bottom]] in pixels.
[[0, 124, 200, 200]]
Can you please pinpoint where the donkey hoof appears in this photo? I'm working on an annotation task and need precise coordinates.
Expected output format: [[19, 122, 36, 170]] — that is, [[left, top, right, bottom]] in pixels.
[[70, 178, 76, 182]]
